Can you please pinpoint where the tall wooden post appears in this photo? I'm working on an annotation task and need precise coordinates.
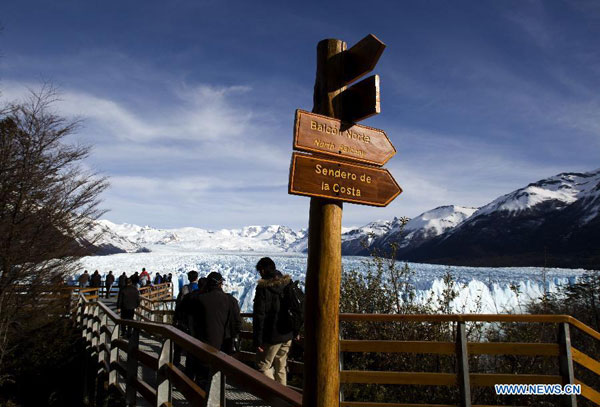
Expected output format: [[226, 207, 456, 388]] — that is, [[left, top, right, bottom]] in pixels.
[[558, 323, 577, 407], [303, 38, 346, 407]]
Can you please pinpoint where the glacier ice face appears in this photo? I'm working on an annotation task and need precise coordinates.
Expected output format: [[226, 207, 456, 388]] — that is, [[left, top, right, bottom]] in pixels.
[[75, 252, 588, 313]]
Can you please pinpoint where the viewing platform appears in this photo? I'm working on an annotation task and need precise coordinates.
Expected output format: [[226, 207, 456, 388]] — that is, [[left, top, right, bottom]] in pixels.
[[70, 284, 599, 407]]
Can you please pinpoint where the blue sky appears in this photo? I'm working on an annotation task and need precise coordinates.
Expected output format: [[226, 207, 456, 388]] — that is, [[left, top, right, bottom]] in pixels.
[[1, 0, 599, 230]]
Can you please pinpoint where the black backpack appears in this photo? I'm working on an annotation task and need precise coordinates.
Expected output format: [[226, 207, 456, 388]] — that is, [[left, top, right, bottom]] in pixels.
[[280, 280, 305, 334]]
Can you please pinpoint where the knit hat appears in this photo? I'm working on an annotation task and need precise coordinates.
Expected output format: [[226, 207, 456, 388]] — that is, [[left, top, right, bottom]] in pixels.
[[207, 272, 224, 286]]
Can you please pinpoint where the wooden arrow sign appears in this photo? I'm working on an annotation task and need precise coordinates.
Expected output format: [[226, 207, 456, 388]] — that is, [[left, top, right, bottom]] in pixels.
[[293, 109, 396, 166], [342, 34, 386, 86], [334, 75, 380, 123], [289, 152, 401, 207]]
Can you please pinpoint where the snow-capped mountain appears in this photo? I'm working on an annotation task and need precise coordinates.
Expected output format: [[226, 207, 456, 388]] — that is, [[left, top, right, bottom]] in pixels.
[[401, 169, 600, 268], [469, 170, 600, 223], [87, 220, 150, 255], [340, 206, 477, 256], [90, 169, 600, 268], [94, 220, 307, 254], [340, 218, 400, 254]]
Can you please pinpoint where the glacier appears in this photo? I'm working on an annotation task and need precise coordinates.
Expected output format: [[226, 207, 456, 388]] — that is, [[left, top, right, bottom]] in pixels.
[[75, 251, 587, 314]]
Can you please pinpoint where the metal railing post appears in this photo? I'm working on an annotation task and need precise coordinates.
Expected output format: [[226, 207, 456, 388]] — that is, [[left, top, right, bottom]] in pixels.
[[558, 322, 577, 407], [126, 328, 140, 406], [156, 339, 172, 407], [456, 321, 472, 407]]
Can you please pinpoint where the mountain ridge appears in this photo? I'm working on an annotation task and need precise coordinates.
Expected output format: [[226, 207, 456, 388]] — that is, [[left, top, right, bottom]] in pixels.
[[90, 168, 600, 269]]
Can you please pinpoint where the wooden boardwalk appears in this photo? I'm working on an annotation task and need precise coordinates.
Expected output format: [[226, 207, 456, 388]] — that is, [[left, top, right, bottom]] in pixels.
[[101, 296, 271, 406]]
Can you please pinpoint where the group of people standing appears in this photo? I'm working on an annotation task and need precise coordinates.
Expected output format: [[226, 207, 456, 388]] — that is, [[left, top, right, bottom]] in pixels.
[[174, 257, 300, 387], [128, 268, 173, 288], [76, 257, 302, 388], [174, 269, 241, 387], [77, 268, 173, 298]]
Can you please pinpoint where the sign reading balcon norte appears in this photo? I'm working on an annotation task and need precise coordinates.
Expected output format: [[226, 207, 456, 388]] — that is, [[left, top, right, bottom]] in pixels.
[[293, 109, 396, 166], [289, 153, 401, 207]]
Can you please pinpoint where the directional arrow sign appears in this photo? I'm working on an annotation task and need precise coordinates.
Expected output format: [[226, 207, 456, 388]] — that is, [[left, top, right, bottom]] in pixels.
[[334, 74, 380, 123], [342, 34, 386, 86], [288, 152, 402, 207], [293, 109, 396, 166]]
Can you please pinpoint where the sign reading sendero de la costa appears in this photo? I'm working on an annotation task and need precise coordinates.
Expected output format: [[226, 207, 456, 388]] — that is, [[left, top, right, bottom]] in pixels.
[[293, 109, 396, 166], [289, 152, 401, 207]]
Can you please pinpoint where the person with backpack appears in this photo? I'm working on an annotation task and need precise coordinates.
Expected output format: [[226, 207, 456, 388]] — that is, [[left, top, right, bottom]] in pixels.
[[177, 270, 200, 301], [253, 257, 299, 385]]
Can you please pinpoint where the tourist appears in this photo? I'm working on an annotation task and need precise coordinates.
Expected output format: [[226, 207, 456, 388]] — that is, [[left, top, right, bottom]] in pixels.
[[186, 272, 241, 387], [253, 257, 294, 385], [90, 270, 101, 288], [139, 268, 150, 286], [105, 270, 115, 298], [131, 271, 140, 288], [117, 278, 140, 338], [153, 272, 162, 285], [117, 272, 127, 305], [78, 270, 90, 288]]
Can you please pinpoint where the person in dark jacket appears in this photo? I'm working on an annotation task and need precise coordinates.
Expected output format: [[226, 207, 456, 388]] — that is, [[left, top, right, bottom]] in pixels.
[[253, 257, 293, 385], [187, 272, 241, 350], [173, 273, 205, 370], [118, 272, 127, 288], [153, 272, 162, 285], [117, 278, 140, 337], [222, 292, 242, 355], [90, 270, 102, 289], [105, 270, 115, 298], [185, 272, 241, 387], [117, 272, 127, 306], [130, 272, 139, 288], [78, 270, 90, 288]]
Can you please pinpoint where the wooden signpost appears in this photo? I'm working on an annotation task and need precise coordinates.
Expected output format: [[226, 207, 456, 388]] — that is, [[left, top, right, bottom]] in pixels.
[[342, 34, 386, 86], [289, 152, 401, 206], [290, 34, 400, 407], [293, 109, 396, 166], [334, 74, 381, 123]]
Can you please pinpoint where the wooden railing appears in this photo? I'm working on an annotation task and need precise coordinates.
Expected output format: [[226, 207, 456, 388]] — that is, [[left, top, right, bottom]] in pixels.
[[75, 282, 175, 322], [137, 283, 175, 323], [97, 292, 600, 406], [75, 292, 302, 407], [338, 314, 600, 407]]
